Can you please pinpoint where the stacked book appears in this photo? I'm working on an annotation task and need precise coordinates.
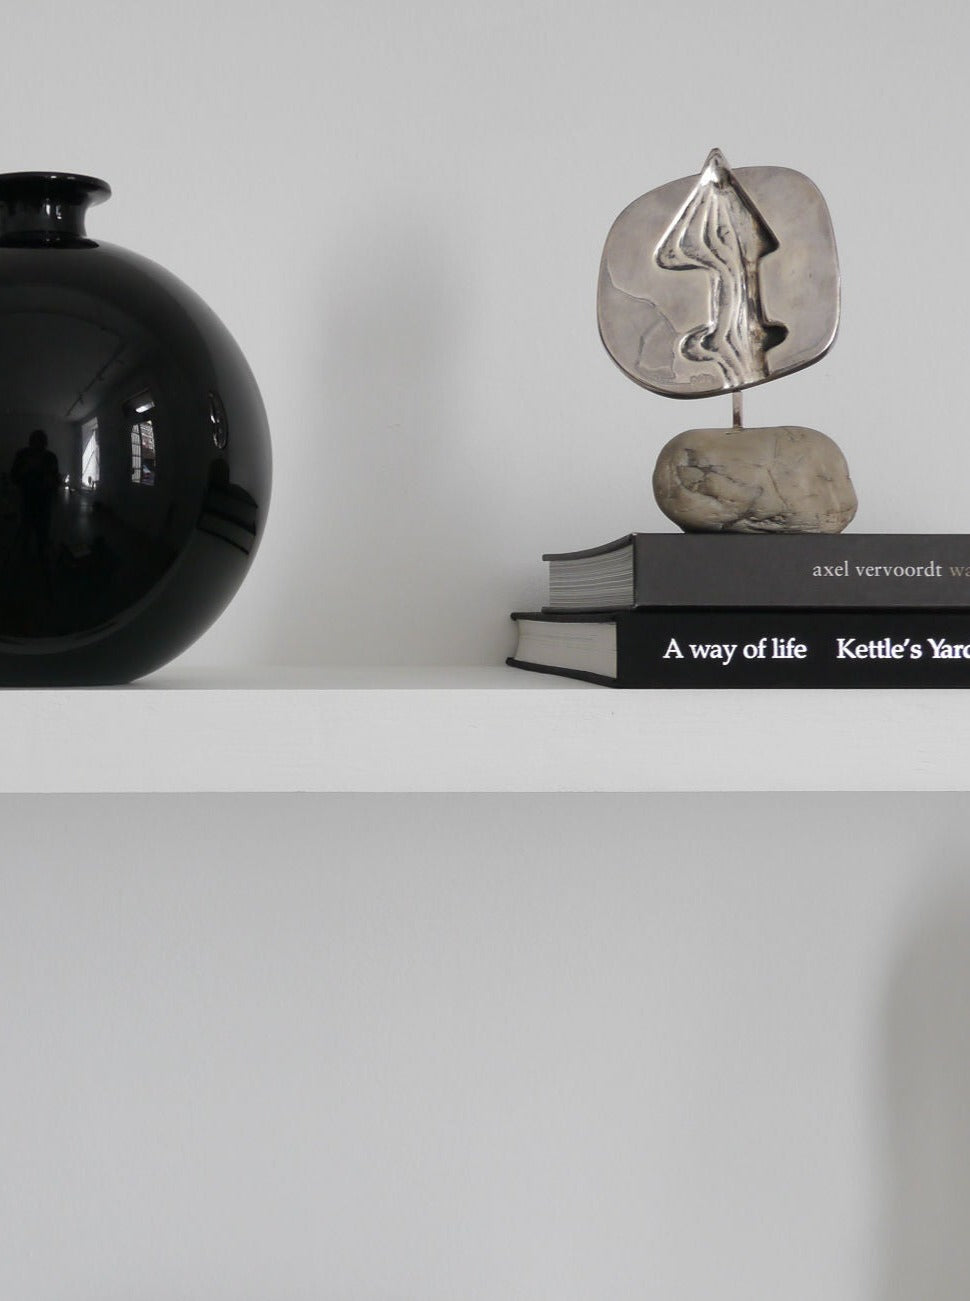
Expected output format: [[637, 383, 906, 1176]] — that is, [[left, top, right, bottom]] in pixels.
[[508, 533, 970, 687]]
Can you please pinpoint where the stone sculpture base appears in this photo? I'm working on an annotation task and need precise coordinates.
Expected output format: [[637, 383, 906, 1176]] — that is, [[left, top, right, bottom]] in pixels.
[[652, 425, 857, 534]]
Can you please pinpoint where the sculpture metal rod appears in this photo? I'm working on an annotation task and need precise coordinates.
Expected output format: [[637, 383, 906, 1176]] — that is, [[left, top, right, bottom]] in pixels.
[[732, 390, 743, 429]]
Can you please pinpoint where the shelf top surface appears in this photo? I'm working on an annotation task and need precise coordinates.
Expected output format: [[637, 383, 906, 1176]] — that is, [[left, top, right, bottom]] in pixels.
[[133, 665, 592, 691]]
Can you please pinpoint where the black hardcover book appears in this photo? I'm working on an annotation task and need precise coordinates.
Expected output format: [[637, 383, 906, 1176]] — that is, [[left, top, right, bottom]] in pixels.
[[543, 534, 970, 610], [508, 608, 970, 688]]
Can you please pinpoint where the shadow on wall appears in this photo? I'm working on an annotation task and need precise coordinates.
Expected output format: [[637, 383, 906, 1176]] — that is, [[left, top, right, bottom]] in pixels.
[[881, 886, 970, 1299], [258, 205, 485, 663]]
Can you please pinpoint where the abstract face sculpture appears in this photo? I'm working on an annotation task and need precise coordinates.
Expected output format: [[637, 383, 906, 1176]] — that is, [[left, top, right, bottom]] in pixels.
[[597, 148, 840, 399], [597, 150, 856, 533]]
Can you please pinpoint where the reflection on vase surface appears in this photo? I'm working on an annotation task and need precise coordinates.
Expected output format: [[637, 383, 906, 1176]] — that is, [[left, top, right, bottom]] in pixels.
[[0, 172, 271, 684]]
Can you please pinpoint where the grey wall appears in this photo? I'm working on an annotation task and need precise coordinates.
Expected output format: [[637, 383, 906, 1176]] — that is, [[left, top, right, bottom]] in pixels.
[[2, 0, 965, 668], [3, 6, 967, 1298], [3, 792, 970, 1300]]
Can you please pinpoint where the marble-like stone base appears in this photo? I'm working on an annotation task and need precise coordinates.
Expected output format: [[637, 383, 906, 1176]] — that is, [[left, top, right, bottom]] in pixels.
[[652, 425, 858, 534]]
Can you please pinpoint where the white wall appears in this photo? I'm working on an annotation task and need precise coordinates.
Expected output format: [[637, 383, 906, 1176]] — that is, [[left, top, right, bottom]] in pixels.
[[3, 0, 964, 668], [2, 792, 970, 1301], [3, 10, 967, 1301]]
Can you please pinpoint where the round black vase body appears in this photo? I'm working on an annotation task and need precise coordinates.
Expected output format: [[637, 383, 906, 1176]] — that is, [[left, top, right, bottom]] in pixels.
[[0, 173, 271, 684]]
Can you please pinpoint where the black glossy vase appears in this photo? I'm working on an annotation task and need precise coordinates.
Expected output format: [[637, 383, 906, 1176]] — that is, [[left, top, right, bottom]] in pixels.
[[0, 172, 271, 684]]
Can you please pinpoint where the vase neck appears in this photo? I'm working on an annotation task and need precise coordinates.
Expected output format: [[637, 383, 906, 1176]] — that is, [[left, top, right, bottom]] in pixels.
[[0, 172, 111, 246]]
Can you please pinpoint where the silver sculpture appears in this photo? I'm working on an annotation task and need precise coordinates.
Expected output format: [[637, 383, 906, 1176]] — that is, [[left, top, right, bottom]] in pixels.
[[598, 148, 839, 404], [655, 149, 787, 389], [597, 151, 856, 533]]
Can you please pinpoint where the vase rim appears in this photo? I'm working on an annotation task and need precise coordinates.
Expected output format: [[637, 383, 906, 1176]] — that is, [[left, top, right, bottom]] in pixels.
[[0, 172, 111, 203]]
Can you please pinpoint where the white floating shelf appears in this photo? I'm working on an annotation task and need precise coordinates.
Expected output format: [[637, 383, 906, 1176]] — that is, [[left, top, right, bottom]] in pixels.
[[1, 665, 967, 793]]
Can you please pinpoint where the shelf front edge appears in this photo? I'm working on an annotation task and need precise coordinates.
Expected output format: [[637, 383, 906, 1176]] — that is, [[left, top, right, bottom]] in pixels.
[[1, 685, 966, 793]]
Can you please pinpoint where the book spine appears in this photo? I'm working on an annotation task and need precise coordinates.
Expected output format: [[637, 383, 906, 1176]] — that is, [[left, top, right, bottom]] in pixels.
[[630, 536, 970, 608], [614, 609, 970, 687]]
